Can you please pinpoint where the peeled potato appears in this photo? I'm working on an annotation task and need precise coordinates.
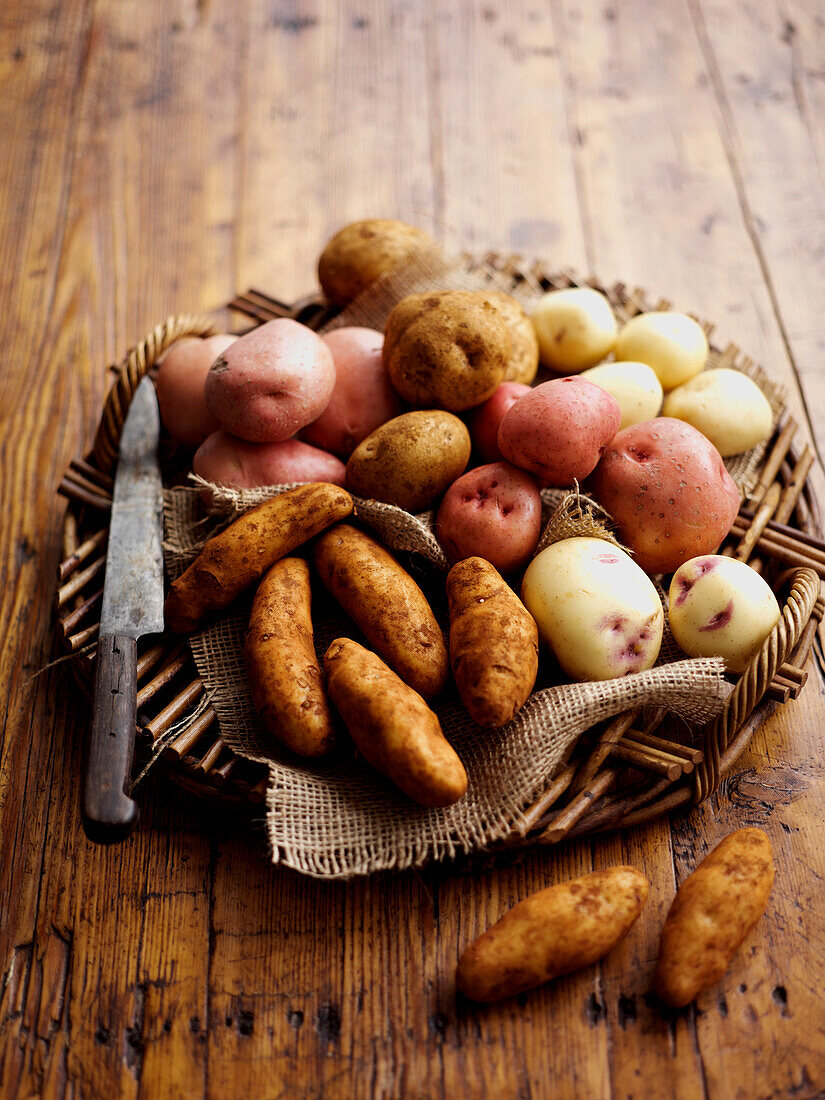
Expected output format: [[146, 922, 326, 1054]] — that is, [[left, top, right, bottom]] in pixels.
[[580, 360, 664, 430], [530, 287, 617, 373], [668, 555, 780, 672], [521, 537, 663, 681], [615, 311, 708, 391], [662, 368, 773, 456]]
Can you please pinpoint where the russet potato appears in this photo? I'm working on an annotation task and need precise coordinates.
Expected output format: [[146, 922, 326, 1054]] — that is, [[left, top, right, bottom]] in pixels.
[[318, 219, 440, 306]]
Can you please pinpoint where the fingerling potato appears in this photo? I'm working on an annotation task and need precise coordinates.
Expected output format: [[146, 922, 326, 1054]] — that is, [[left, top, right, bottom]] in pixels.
[[245, 558, 335, 757], [457, 866, 650, 1002], [655, 828, 775, 1007], [324, 638, 467, 807]]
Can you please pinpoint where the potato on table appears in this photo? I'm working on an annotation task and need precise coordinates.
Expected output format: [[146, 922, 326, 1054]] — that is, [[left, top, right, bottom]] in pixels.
[[447, 557, 538, 728], [457, 866, 650, 1002], [655, 828, 775, 1007], [164, 482, 353, 633], [324, 638, 467, 807], [313, 524, 448, 698], [245, 558, 335, 757]]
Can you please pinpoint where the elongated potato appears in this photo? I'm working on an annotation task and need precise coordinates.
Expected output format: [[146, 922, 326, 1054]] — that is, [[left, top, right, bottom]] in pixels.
[[457, 867, 650, 1002], [447, 557, 538, 728], [165, 483, 353, 633], [655, 828, 774, 1007], [244, 558, 334, 757], [324, 638, 467, 806], [313, 524, 448, 698]]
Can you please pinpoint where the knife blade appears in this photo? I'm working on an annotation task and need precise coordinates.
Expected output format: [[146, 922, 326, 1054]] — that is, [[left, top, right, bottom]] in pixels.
[[82, 376, 164, 843]]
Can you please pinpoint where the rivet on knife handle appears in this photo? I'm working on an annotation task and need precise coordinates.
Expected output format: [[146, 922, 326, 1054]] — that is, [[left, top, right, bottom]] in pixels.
[[82, 635, 141, 842]]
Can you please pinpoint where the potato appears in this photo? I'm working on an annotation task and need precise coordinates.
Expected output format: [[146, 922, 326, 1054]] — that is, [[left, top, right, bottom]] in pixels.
[[300, 327, 401, 457], [484, 290, 540, 384], [204, 318, 335, 443], [155, 334, 236, 446], [521, 537, 664, 681], [194, 432, 346, 494], [383, 290, 511, 411], [498, 377, 621, 487], [457, 867, 650, 1002], [467, 382, 531, 464], [615, 311, 708, 391], [662, 368, 773, 456], [668, 555, 780, 672], [318, 219, 440, 306], [655, 829, 774, 1007], [447, 557, 539, 727], [245, 558, 335, 757], [530, 287, 617, 372], [580, 360, 664, 431], [436, 462, 542, 573], [164, 483, 353, 633], [324, 638, 467, 807], [346, 410, 471, 512], [313, 524, 448, 698], [590, 418, 741, 575]]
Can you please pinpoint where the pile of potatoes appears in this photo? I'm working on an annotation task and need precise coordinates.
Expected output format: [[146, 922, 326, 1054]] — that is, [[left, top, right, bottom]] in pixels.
[[156, 218, 780, 693]]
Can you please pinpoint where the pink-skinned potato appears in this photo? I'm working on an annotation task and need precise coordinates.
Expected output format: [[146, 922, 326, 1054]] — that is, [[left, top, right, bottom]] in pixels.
[[436, 462, 542, 573], [590, 417, 740, 575], [155, 334, 237, 446], [467, 382, 531, 464], [204, 318, 336, 442], [300, 327, 401, 456], [498, 377, 621, 487], [193, 432, 346, 496]]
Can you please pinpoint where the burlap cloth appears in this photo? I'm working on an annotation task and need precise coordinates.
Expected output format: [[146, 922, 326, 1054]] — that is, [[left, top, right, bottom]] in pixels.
[[162, 255, 785, 879]]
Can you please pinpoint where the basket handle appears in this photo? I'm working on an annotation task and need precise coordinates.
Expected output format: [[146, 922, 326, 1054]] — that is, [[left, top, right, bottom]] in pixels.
[[91, 314, 216, 474]]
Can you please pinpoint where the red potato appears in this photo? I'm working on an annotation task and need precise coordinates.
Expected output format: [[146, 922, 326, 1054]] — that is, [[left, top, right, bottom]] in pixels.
[[204, 318, 335, 442], [467, 382, 531, 463], [193, 432, 346, 493], [590, 418, 740, 575], [300, 327, 401, 457], [498, 377, 621, 487], [436, 462, 542, 573], [155, 334, 237, 446]]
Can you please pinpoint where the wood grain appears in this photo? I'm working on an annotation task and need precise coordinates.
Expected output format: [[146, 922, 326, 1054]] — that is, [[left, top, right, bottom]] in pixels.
[[2, 1, 825, 1098]]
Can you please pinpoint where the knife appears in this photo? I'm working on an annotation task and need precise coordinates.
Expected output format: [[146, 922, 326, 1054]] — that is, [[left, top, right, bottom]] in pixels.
[[82, 376, 165, 843]]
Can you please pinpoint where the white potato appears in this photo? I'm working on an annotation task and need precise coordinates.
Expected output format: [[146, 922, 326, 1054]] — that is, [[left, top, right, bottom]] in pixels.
[[521, 537, 663, 682], [662, 368, 773, 456], [668, 555, 780, 673], [530, 288, 617, 372], [580, 361, 663, 430], [615, 311, 708, 391]]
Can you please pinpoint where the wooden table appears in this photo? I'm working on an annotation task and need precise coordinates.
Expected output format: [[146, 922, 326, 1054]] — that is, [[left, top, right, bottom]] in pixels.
[[2, 1, 825, 1097]]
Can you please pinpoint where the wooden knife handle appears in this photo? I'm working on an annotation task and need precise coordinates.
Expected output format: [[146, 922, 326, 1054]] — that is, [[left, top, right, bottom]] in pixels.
[[82, 634, 140, 843]]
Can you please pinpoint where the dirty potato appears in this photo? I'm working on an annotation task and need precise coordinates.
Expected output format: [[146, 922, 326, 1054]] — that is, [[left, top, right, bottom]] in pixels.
[[655, 828, 775, 1007], [383, 290, 511, 411], [457, 867, 650, 1002], [244, 558, 335, 757], [313, 524, 449, 698], [447, 557, 539, 727], [318, 219, 440, 306], [324, 638, 467, 807], [485, 290, 540, 385], [164, 483, 353, 633]]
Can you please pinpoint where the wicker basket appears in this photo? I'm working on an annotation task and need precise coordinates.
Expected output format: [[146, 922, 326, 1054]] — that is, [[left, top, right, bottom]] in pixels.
[[56, 259, 824, 847]]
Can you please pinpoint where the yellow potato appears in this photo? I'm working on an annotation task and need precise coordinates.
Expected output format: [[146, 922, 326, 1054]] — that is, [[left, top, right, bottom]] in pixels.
[[615, 311, 708, 391], [313, 524, 449, 698], [324, 638, 467, 807], [530, 287, 617, 372], [457, 867, 650, 1002], [662, 368, 773, 456], [244, 558, 335, 758], [655, 828, 775, 1007], [164, 483, 353, 633], [447, 557, 538, 728], [580, 360, 664, 430]]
